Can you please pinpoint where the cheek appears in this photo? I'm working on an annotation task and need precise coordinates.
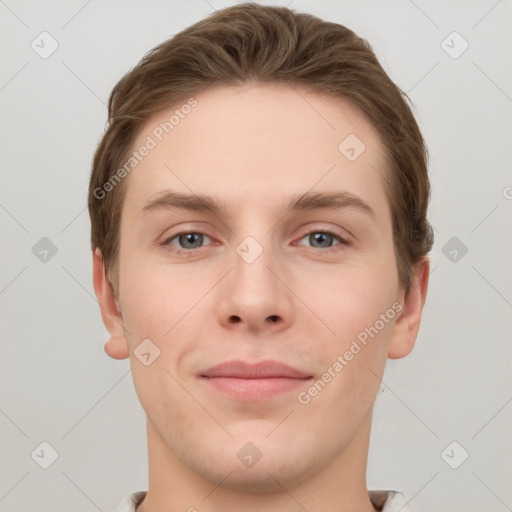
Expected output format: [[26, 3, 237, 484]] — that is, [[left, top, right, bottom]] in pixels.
[[310, 260, 398, 339], [296, 304, 394, 437], [130, 357, 194, 442], [119, 251, 195, 341], [302, 261, 398, 402]]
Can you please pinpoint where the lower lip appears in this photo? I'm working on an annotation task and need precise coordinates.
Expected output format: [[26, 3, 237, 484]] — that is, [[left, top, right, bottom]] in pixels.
[[200, 376, 311, 401]]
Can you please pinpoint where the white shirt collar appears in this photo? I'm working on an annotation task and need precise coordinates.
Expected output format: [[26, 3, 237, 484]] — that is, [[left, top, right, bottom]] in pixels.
[[113, 490, 415, 512]]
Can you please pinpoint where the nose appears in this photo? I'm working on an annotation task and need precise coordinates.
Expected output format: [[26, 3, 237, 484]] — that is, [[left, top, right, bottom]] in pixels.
[[215, 237, 294, 335]]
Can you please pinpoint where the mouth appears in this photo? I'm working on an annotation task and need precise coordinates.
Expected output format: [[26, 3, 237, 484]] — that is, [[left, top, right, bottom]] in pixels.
[[199, 359, 313, 401]]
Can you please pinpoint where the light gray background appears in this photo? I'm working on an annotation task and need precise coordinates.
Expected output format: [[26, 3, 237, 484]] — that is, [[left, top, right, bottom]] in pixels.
[[1, 1, 511, 511]]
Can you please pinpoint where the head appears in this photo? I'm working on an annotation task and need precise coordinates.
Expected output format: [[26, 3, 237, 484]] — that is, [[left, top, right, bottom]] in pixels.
[[89, 3, 432, 493]]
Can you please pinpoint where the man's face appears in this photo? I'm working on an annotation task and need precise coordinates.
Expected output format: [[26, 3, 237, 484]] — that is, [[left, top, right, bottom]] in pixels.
[[114, 83, 404, 490]]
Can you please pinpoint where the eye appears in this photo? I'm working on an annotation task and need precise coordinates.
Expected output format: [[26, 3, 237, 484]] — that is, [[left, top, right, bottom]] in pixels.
[[162, 231, 213, 251], [161, 228, 349, 254], [296, 229, 349, 251]]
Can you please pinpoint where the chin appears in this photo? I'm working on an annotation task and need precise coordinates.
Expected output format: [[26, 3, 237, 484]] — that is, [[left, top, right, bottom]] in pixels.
[[223, 471, 288, 494], [190, 443, 317, 495]]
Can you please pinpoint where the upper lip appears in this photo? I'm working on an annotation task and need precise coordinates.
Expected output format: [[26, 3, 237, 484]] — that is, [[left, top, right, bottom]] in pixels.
[[200, 360, 311, 379]]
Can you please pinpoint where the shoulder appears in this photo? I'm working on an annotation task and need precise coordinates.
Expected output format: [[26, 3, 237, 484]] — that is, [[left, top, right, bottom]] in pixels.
[[112, 491, 147, 512], [369, 490, 415, 512]]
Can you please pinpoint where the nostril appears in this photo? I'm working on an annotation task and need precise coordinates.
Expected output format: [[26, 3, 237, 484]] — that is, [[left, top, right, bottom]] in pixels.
[[269, 315, 279, 322], [230, 315, 242, 323]]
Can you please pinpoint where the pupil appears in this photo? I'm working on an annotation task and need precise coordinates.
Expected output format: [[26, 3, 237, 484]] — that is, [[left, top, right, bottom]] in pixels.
[[313, 233, 331, 247], [182, 233, 201, 248]]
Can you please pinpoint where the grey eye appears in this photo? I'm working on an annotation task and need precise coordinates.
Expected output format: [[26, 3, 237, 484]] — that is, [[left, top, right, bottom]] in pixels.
[[177, 233, 205, 249]]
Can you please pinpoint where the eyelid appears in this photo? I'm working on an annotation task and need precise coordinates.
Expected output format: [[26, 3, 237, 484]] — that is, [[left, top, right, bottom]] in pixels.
[[294, 227, 350, 248], [159, 219, 354, 252], [159, 221, 215, 243], [161, 229, 215, 248], [295, 223, 352, 243]]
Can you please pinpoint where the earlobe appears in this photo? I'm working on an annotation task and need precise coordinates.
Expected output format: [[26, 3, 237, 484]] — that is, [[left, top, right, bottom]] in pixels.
[[92, 248, 130, 360], [388, 258, 430, 359], [104, 335, 130, 359]]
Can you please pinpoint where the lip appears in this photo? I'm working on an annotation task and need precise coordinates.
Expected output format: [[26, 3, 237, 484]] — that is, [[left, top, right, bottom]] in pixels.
[[200, 360, 311, 379], [199, 360, 312, 401]]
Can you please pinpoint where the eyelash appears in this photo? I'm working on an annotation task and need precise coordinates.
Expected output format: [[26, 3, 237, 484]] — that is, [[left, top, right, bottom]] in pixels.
[[161, 228, 349, 255], [296, 229, 350, 252]]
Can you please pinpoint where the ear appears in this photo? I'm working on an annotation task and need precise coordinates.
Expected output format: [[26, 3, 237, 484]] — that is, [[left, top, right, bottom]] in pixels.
[[388, 257, 430, 359], [92, 248, 129, 360]]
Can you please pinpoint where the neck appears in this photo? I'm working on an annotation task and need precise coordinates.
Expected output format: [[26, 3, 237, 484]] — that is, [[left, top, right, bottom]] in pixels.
[[138, 415, 378, 512]]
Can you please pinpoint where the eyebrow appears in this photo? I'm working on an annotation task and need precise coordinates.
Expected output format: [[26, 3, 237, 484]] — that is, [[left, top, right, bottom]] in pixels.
[[140, 190, 376, 220]]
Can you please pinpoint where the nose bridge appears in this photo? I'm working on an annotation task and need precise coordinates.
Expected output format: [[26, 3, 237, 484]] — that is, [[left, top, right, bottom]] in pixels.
[[216, 230, 293, 331], [232, 233, 280, 298]]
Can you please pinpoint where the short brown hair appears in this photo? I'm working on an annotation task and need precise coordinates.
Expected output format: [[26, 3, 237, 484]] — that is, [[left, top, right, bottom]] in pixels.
[[88, 2, 433, 295]]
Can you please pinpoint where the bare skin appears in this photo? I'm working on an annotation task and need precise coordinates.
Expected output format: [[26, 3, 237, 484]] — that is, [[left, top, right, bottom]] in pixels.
[[93, 82, 429, 512]]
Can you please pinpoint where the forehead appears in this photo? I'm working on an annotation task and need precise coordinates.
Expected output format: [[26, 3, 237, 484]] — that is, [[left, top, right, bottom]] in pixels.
[[122, 82, 390, 219]]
